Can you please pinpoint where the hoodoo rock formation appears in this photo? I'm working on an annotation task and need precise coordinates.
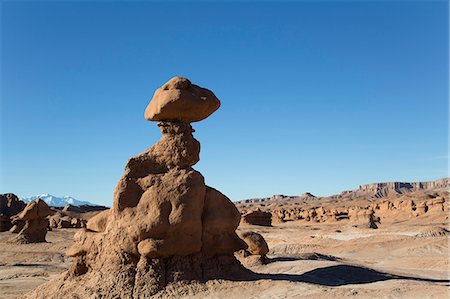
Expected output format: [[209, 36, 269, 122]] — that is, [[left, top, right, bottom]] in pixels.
[[8, 199, 51, 243], [0, 193, 26, 232], [27, 77, 249, 298]]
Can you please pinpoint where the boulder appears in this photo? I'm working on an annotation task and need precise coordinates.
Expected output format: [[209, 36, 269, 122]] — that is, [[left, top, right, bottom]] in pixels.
[[238, 231, 269, 257]]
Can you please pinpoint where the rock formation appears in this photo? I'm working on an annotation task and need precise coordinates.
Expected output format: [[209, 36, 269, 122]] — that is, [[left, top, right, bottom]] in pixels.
[[236, 231, 270, 267], [235, 187, 448, 228], [8, 199, 51, 243], [0, 193, 26, 231], [239, 231, 269, 257], [347, 208, 379, 229], [241, 209, 272, 226], [340, 178, 450, 199], [27, 77, 249, 298], [234, 178, 449, 206], [48, 212, 86, 229]]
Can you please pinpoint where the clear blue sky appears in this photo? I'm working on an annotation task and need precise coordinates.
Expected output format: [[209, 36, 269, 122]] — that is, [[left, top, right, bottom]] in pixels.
[[1, 1, 448, 206]]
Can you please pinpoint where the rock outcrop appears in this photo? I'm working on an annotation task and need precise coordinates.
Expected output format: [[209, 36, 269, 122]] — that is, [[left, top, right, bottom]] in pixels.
[[347, 208, 379, 229], [27, 77, 249, 298], [236, 187, 448, 227], [340, 178, 450, 199], [241, 209, 272, 226], [8, 199, 52, 243], [48, 212, 86, 229], [0, 193, 26, 231]]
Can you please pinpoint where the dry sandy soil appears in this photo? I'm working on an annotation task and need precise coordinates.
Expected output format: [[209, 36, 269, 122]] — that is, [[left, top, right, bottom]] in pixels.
[[1, 216, 448, 299]]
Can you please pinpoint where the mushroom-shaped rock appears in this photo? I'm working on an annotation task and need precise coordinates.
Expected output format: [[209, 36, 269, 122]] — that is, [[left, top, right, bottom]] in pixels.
[[9, 199, 52, 243], [144, 76, 221, 122], [26, 77, 250, 299]]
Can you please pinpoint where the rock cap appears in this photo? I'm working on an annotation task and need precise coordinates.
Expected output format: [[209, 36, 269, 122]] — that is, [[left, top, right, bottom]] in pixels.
[[144, 76, 221, 122]]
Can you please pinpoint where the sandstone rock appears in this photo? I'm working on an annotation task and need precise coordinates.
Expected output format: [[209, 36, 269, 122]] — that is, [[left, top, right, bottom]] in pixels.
[[27, 77, 249, 298], [49, 213, 71, 228], [415, 201, 428, 216], [239, 231, 269, 257], [241, 209, 272, 226], [144, 76, 220, 123], [340, 178, 450, 199], [9, 199, 52, 243], [202, 187, 247, 255], [8, 221, 25, 233], [426, 198, 445, 213], [86, 209, 110, 232], [348, 208, 379, 229], [0, 193, 26, 231]]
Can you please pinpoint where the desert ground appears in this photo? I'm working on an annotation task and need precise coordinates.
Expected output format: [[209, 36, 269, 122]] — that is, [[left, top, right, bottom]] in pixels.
[[1, 208, 448, 298]]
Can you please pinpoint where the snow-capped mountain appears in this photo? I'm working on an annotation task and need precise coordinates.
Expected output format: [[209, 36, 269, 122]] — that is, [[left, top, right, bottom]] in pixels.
[[21, 194, 97, 207]]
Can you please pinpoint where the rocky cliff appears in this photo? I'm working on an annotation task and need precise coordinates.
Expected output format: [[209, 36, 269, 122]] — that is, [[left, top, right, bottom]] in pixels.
[[342, 178, 449, 199]]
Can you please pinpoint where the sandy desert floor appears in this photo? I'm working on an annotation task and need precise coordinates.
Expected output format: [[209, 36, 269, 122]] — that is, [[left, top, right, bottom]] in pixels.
[[1, 219, 449, 299]]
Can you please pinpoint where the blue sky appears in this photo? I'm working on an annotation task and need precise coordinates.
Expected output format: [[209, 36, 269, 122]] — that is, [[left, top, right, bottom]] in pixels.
[[1, 1, 448, 206]]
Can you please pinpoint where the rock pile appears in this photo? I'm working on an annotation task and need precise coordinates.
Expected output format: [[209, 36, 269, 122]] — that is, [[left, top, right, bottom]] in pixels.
[[0, 193, 26, 231], [48, 212, 87, 229], [9, 199, 51, 243], [28, 77, 249, 298]]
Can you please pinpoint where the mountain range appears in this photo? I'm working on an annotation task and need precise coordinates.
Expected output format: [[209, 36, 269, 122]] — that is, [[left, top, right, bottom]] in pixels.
[[21, 194, 97, 207]]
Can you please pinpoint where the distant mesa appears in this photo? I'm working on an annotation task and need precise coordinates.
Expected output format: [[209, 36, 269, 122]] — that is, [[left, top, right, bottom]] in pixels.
[[339, 178, 450, 199], [235, 178, 449, 205]]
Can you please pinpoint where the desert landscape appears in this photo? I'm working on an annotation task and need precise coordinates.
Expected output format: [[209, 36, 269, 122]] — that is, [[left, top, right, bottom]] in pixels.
[[0, 77, 449, 298], [0, 178, 449, 298]]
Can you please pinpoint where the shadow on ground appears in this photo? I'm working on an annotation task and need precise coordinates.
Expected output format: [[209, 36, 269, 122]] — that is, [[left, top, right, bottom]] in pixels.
[[269, 252, 341, 263], [245, 264, 450, 286]]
